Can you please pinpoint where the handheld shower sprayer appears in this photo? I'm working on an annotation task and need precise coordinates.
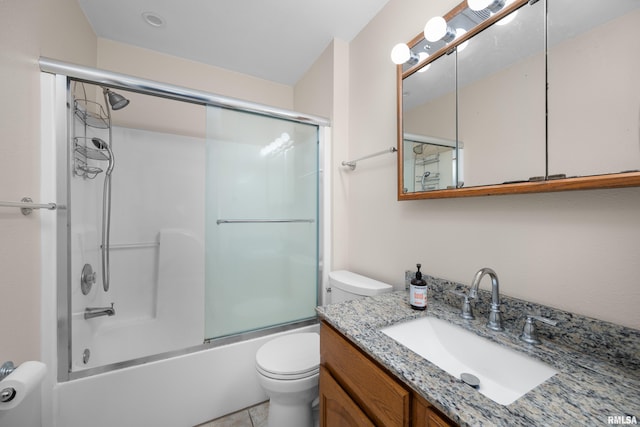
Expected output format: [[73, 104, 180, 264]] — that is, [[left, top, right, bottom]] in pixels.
[[91, 138, 114, 175], [95, 87, 128, 293], [92, 136, 114, 292]]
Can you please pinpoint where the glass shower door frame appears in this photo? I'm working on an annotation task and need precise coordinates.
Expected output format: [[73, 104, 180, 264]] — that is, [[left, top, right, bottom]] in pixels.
[[42, 59, 329, 382]]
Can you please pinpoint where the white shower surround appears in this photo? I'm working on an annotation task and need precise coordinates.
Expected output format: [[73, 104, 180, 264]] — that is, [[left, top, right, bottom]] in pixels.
[[70, 126, 206, 370]]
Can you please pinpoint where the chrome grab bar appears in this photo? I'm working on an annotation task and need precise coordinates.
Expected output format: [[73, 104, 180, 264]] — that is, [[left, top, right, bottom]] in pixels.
[[342, 146, 397, 170], [101, 241, 160, 250], [216, 219, 315, 225], [0, 197, 57, 215]]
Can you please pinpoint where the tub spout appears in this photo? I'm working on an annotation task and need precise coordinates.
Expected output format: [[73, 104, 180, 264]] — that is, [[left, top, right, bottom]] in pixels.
[[84, 303, 115, 320]]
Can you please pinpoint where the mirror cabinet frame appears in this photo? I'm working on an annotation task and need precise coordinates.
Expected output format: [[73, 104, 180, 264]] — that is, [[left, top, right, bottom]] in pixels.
[[396, 0, 640, 200]]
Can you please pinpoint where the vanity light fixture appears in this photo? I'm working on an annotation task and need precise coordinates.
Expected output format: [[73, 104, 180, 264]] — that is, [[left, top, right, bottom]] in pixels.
[[468, 0, 506, 13], [424, 16, 456, 43], [391, 43, 419, 65]]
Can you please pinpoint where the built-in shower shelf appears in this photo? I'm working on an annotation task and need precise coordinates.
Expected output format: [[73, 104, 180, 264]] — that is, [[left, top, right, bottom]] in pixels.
[[74, 99, 109, 129]]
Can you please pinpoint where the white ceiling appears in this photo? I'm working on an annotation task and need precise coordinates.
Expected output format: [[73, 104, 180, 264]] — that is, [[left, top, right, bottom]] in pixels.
[[77, 0, 390, 86]]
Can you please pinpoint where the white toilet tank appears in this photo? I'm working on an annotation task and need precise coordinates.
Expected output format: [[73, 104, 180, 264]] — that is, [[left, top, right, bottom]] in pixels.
[[328, 270, 393, 304]]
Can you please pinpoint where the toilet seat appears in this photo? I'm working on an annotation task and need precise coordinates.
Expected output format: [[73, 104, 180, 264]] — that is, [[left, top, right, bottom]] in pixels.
[[256, 332, 320, 380]]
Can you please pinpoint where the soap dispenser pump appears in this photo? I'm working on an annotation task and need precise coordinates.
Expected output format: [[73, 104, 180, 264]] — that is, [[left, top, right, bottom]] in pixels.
[[410, 263, 427, 310]]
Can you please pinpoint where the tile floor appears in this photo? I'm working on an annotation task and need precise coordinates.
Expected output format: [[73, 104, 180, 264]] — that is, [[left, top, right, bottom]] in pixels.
[[196, 401, 269, 427]]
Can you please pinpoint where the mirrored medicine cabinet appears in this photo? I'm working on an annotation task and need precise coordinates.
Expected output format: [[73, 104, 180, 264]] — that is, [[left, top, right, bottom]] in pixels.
[[397, 0, 640, 199]]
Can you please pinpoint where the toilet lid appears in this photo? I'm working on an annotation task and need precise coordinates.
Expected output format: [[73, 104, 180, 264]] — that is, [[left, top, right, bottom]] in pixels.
[[256, 332, 320, 380]]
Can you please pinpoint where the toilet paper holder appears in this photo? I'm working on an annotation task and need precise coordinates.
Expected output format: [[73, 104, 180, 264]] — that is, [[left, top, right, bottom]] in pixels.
[[0, 360, 47, 408], [0, 361, 16, 381], [0, 361, 17, 403]]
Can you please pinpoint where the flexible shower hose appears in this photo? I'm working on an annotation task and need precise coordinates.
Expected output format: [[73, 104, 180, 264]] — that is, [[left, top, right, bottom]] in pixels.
[[101, 172, 111, 292]]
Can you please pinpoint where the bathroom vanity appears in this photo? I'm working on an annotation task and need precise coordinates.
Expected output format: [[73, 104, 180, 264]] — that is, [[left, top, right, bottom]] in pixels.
[[317, 280, 640, 426], [320, 320, 454, 426]]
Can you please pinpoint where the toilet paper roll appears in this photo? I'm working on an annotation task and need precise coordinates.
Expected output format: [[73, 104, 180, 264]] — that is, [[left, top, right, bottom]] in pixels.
[[0, 361, 47, 411]]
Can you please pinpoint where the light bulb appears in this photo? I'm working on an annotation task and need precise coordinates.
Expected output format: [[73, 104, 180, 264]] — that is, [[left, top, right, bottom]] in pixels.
[[417, 52, 431, 73], [424, 16, 455, 43], [391, 43, 411, 65], [468, 0, 505, 13], [455, 28, 469, 52]]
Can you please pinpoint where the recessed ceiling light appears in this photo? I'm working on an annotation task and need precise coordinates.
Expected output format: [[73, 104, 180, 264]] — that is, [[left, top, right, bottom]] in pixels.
[[142, 12, 165, 28]]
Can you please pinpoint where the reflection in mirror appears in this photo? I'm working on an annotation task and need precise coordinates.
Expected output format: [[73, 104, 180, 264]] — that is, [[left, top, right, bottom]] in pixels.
[[397, 0, 640, 199], [548, 0, 640, 178], [457, 0, 545, 187], [403, 134, 461, 192], [402, 52, 457, 193]]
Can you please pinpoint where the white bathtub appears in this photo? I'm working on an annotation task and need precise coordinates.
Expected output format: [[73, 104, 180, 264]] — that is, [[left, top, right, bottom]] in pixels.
[[54, 323, 318, 427]]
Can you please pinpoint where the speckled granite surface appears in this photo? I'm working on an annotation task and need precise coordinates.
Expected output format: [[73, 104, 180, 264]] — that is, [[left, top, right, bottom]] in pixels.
[[317, 277, 640, 426]]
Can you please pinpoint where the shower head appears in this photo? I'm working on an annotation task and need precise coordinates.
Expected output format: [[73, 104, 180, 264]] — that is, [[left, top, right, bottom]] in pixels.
[[92, 138, 115, 176], [104, 88, 130, 110]]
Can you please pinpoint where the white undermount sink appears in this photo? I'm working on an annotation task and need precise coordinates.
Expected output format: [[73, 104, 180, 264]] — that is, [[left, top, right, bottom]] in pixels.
[[381, 316, 557, 405]]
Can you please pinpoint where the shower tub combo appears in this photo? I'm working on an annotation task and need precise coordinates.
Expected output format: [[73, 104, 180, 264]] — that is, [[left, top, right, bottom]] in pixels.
[[39, 59, 328, 427]]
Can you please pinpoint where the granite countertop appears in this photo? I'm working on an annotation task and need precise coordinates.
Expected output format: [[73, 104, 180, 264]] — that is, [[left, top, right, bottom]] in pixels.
[[316, 288, 640, 426]]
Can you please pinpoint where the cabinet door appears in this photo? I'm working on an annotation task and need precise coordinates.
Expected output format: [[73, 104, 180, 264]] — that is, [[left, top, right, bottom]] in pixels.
[[320, 366, 376, 427], [321, 323, 410, 427], [412, 394, 457, 427]]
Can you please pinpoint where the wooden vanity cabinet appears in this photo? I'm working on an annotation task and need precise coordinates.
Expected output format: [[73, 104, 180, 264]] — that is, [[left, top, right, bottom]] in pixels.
[[320, 321, 456, 427], [319, 366, 376, 427], [411, 394, 456, 427]]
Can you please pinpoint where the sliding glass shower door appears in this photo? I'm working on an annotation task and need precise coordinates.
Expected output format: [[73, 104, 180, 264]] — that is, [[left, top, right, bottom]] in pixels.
[[205, 106, 319, 339]]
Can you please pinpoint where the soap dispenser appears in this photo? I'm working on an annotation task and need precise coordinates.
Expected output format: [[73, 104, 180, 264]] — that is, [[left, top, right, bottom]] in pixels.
[[410, 263, 427, 310]]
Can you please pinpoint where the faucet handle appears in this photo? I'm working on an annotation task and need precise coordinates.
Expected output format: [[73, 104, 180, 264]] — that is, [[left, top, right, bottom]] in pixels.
[[520, 314, 557, 345], [528, 314, 558, 327], [448, 290, 475, 320]]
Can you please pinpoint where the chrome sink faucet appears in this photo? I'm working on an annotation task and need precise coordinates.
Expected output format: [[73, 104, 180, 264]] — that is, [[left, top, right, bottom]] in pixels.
[[468, 268, 504, 332]]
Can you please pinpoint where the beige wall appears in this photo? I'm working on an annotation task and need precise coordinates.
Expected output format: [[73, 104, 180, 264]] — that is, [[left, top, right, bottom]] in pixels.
[[97, 39, 294, 111], [347, 0, 640, 329], [294, 39, 351, 273], [0, 0, 96, 364]]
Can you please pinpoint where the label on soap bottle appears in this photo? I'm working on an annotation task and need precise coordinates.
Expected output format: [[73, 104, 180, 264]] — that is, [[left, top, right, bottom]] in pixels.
[[410, 284, 427, 310]]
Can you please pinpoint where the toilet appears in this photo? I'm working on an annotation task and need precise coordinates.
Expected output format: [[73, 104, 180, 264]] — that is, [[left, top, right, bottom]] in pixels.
[[256, 332, 320, 427], [329, 270, 394, 304], [255, 271, 393, 427]]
